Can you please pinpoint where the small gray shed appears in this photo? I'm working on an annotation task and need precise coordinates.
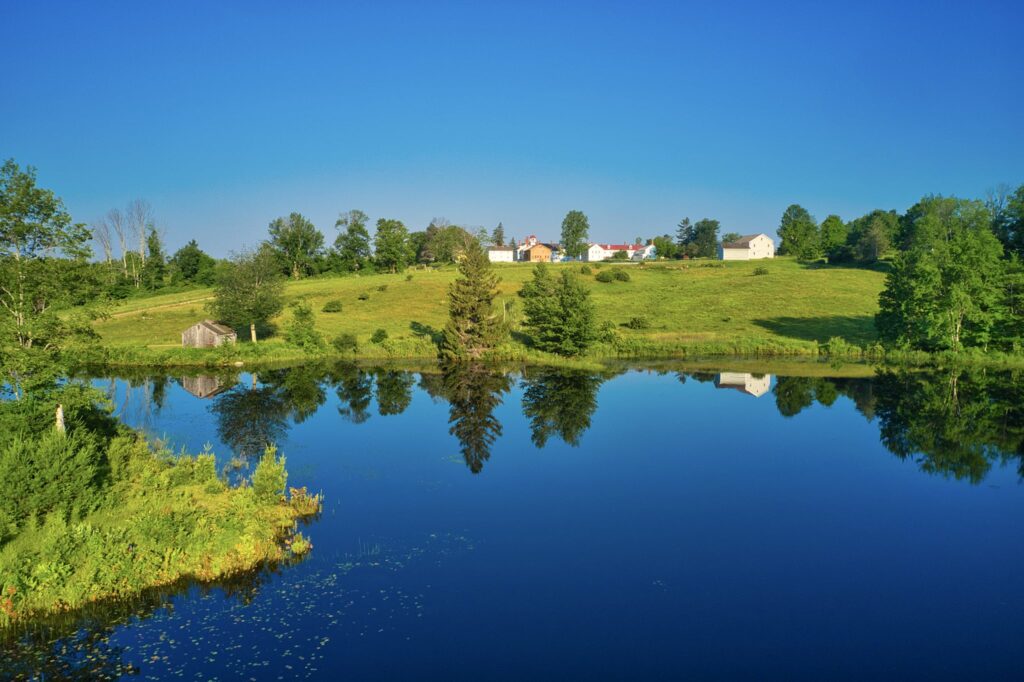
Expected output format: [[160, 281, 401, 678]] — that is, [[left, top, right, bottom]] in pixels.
[[181, 320, 237, 348]]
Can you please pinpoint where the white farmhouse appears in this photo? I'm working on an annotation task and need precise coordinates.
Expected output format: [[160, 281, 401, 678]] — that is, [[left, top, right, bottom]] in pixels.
[[583, 243, 643, 262], [632, 244, 657, 261], [487, 246, 515, 263], [718, 233, 775, 261]]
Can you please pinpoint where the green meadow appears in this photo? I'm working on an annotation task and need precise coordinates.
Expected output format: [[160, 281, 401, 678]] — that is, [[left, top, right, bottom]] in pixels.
[[93, 257, 888, 363]]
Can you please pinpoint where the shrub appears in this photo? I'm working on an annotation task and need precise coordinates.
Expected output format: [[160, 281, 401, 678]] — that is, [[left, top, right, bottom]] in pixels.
[[625, 316, 650, 330], [753, 266, 769, 276], [405, 274, 414, 282], [284, 301, 325, 352], [612, 269, 631, 282], [595, 270, 615, 283], [598, 320, 619, 343], [376, 284, 388, 292], [357, 292, 370, 301], [371, 328, 388, 344], [321, 299, 343, 313], [580, 265, 592, 275], [252, 446, 287, 503], [332, 332, 358, 353]]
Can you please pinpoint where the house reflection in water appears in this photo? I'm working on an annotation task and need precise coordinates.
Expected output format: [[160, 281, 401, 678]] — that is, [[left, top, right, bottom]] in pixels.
[[180, 375, 229, 399], [714, 372, 771, 398]]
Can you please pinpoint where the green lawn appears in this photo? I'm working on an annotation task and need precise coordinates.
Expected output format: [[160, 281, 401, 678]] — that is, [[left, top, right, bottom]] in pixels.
[[93, 258, 887, 359]]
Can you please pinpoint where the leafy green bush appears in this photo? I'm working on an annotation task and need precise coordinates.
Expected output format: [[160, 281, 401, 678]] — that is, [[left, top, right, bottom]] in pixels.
[[332, 332, 358, 353], [405, 274, 414, 282], [613, 269, 631, 282], [321, 299, 343, 313], [357, 292, 370, 301], [625, 316, 650, 330], [580, 265, 592, 275], [376, 284, 388, 292], [595, 270, 615, 283], [753, 266, 769, 276], [371, 328, 388, 344], [284, 301, 325, 352]]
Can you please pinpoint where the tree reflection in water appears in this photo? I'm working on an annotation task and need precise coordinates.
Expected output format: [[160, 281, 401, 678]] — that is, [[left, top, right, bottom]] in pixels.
[[433, 364, 512, 473], [520, 368, 604, 447], [769, 369, 1024, 483]]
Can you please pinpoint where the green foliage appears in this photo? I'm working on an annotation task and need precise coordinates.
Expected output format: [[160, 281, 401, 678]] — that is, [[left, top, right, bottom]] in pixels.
[[625, 315, 650, 330], [778, 204, 820, 261], [416, 221, 477, 264], [377, 284, 388, 292], [990, 184, 1024, 257], [580, 265, 592, 275], [521, 264, 596, 356], [877, 197, 1005, 351], [251, 446, 287, 503], [753, 266, 769, 276], [357, 291, 370, 301], [819, 215, 848, 261], [373, 218, 412, 273], [284, 300, 325, 352], [651, 235, 676, 260], [141, 228, 166, 290], [560, 210, 590, 260], [595, 270, 615, 283], [331, 332, 358, 353], [321, 299, 343, 313], [611, 250, 629, 260], [331, 210, 372, 273], [208, 246, 285, 342], [268, 212, 324, 279], [440, 240, 503, 360], [691, 219, 720, 258], [521, 368, 603, 447], [721, 232, 743, 244], [612, 269, 631, 282], [169, 240, 217, 285], [492, 222, 505, 247], [370, 328, 388, 344]]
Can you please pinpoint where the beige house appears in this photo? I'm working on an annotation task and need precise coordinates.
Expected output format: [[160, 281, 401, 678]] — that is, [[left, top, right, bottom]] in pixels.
[[182, 320, 237, 348], [714, 372, 771, 398], [523, 243, 553, 262], [718, 233, 775, 260]]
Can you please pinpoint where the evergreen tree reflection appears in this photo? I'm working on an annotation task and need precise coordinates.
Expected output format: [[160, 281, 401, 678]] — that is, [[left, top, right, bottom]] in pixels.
[[329, 362, 374, 424], [374, 369, 415, 416], [439, 364, 511, 473], [520, 368, 604, 447]]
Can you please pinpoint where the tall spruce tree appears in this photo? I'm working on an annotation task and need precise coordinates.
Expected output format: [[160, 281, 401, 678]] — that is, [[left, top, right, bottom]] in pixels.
[[440, 240, 502, 360], [521, 264, 596, 356]]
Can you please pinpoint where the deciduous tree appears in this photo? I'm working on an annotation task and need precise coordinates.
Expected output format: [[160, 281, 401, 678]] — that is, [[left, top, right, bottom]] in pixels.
[[268, 212, 323, 279], [560, 210, 590, 260], [208, 246, 285, 343]]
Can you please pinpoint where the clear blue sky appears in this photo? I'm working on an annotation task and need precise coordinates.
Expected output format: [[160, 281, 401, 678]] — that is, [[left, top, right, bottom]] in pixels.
[[3, 0, 1022, 255]]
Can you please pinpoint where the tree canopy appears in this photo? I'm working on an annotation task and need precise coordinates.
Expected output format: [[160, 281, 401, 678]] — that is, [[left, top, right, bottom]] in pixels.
[[332, 209, 372, 273], [373, 218, 411, 272], [267, 212, 323, 279], [777, 204, 820, 261], [560, 210, 590, 260], [208, 246, 285, 342], [440, 240, 503, 360]]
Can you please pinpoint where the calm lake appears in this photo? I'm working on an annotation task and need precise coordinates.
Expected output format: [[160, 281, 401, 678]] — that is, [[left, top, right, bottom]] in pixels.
[[3, 363, 1023, 680]]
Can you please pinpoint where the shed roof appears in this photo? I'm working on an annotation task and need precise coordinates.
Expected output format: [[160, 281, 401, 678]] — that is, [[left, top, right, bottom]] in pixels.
[[192, 319, 236, 336]]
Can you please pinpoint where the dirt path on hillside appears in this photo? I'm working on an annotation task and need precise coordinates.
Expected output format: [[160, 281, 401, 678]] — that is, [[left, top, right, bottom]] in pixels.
[[109, 296, 214, 318]]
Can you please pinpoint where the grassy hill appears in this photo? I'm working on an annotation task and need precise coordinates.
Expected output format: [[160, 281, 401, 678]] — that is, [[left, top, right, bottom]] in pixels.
[[92, 258, 888, 363]]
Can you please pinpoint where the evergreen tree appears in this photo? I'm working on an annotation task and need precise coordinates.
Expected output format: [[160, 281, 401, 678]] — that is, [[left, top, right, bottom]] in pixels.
[[777, 204, 820, 260], [675, 217, 693, 252], [284, 300, 325, 352], [520, 264, 596, 356], [141, 227, 166, 290], [440, 241, 502, 360], [373, 218, 411, 273], [332, 209, 372, 272], [560, 210, 590, 260], [492, 222, 505, 247]]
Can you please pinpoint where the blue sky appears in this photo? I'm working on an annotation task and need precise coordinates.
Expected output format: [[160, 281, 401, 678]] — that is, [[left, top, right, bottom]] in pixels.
[[3, 0, 1022, 255]]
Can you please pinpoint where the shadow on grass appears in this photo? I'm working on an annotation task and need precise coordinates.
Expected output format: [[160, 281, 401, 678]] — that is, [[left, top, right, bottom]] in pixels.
[[753, 315, 877, 345], [410, 321, 442, 346]]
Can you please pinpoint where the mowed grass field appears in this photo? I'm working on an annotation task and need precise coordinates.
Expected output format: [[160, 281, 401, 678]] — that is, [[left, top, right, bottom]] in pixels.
[[93, 258, 887, 356]]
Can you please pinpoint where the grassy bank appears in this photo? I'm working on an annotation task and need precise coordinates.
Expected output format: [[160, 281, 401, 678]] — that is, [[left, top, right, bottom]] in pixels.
[[86, 258, 1024, 369], [0, 433, 321, 629]]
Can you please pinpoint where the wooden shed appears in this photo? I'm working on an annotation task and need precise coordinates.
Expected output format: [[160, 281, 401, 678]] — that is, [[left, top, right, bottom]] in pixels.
[[182, 320, 237, 348]]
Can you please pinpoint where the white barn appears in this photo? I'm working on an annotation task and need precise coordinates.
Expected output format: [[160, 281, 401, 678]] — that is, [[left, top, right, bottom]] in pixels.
[[487, 247, 515, 263], [718, 233, 775, 261], [714, 372, 772, 398]]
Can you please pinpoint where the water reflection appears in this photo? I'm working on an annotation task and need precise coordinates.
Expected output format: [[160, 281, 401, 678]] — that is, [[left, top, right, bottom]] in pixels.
[[97, 364, 1024, 485], [713, 372, 771, 398], [521, 368, 605, 447]]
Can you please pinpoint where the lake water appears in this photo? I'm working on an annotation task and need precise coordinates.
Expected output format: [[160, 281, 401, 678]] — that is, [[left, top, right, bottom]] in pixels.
[[3, 363, 1023, 680]]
